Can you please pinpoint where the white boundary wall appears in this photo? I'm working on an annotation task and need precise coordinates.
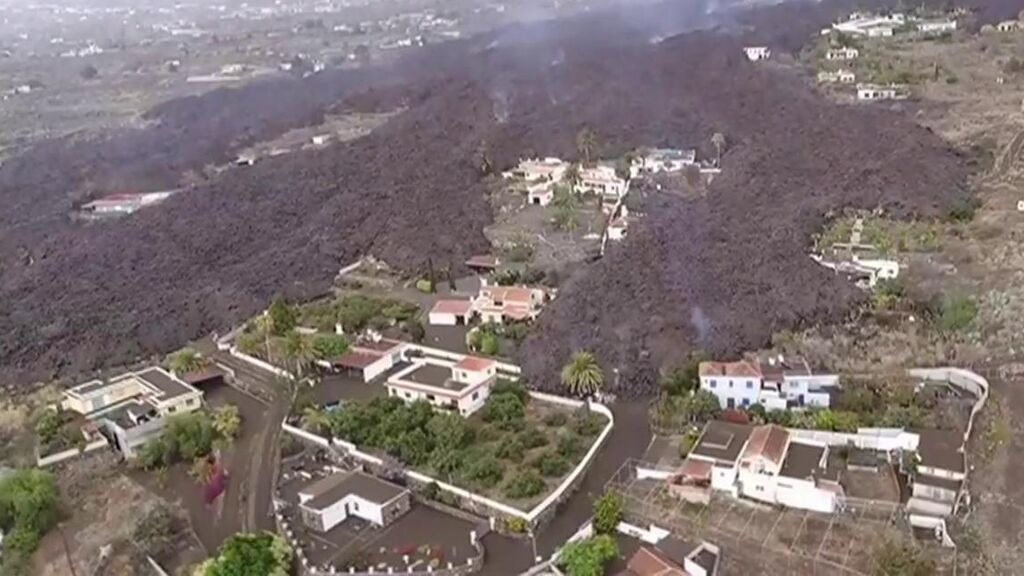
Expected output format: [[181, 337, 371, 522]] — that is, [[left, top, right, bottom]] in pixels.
[[282, 397, 614, 523], [785, 427, 919, 452], [229, 347, 294, 379], [37, 437, 109, 467]]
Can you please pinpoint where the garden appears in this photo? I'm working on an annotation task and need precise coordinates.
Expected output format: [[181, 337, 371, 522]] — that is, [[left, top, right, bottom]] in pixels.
[[303, 379, 609, 509]]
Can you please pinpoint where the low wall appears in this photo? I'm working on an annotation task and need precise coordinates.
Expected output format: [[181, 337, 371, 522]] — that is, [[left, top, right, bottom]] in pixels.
[[282, 422, 331, 449], [785, 428, 919, 452], [406, 343, 521, 376], [229, 347, 294, 379], [37, 437, 109, 467]]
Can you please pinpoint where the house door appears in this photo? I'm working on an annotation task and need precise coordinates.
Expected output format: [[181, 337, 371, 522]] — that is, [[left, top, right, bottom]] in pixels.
[[726, 398, 735, 409]]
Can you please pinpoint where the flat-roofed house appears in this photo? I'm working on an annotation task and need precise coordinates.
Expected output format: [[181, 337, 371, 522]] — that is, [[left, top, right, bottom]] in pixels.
[[774, 441, 843, 513], [428, 299, 475, 326], [504, 157, 569, 183], [682, 420, 754, 496], [743, 46, 771, 61], [825, 47, 859, 61], [386, 356, 497, 416], [917, 19, 956, 34], [528, 181, 556, 206], [328, 338, 408, 382], [908, 429, 965, 517], [575, 165, 628, 201], [473, 284, 546, 324], [62, 367, 204, 458], [298, 470, 411, 532]]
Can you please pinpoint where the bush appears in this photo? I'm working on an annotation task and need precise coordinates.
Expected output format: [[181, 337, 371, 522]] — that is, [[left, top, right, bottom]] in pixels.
[[504, 516, 528, 533], [558, 535, 619, 576], [592, 491, 623, 535], [464, 456, 504, 488], [572, 412, 605, 437], [543, 411, 569, 427], [492, 379, 530, 404], [268, 296, 297, 336], [312, 334, 349, 359], [496, 436, 526, 462], [479, 332, 500, 355], [557, 432, 584, 460], [937, 293, 977, 333], [873, 541, 935, 576], [0, 469, 60, 575], [532, 451, 570, 477], [415, 278, 434, 293], [197, 531, 292, 576], [482, 393, 526, 430], [518, 427, 548, 449], [503, 470, 545, 499]]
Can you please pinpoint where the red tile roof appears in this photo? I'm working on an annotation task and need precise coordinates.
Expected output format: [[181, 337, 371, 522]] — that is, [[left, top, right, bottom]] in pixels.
[[430, 299, 474, 316], [454, 356, 496, 372], [485, 286, 537, 304], [676, 457, 713, 480], [698, 360, 762, 378], [740, 424, 790, 467]]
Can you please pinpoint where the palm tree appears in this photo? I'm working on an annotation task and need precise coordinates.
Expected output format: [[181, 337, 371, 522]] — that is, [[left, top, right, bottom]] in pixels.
[[167, 347, 205, 375], [283, 331, 314, 377], [300, 406, 331, 435], [576, 127, 598, 166], [561, 350, 604, 401], [711, 132, 726, 167]]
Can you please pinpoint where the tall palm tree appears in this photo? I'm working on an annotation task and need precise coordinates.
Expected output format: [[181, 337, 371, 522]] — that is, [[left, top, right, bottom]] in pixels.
[[283, 331, 314, 377], [561, 350, 604, 401], [168, 347, 205, 375], [300, 406, 331, 435], [576, 127, 598, 166], [711, 132, 726, 167]]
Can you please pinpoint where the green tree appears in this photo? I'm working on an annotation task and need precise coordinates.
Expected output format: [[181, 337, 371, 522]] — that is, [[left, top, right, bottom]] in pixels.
[[592, 491, 623, 535], [503, 469, 545, 499], [164, 412, 215, 462], [312, 334, 349, 360], [480, 331, 500, 356], [283, 331, 314, 376], [300, 406, 331, 435], [236, 331, 264, 357], [482, 393, 526, 430], [558, 535, 619, 576], [576, 127, 598, 165], [561, 350, 604, 401], [689, 390, 722, 423], [660, 352, 705, 396], [533, 451, 570, 477], [465, 456, 504, 488], [0, 469, 60, 575], [212, 404, 241, 439], [168, 347, 205, 375], [196, 531, 292, 576], [33, 408, 64, 447], [711, 132, 726, 166], [267, 296, 297, 336]]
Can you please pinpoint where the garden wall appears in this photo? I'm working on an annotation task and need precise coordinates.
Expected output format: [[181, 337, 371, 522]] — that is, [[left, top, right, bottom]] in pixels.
[[785, 428, 919, 452], [228, 346, 294, 379], [36, 437, 109, 467]]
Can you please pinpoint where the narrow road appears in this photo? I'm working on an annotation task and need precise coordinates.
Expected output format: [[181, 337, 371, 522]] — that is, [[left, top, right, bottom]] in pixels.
[[209, 349, 292, 533]]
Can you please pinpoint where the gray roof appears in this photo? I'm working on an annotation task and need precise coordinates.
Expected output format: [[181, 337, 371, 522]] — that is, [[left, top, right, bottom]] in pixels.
[[779, 442, 825, 480], [136, 367, 197, 401], [915, 473, 961, 493], [654, 536, 696, 566], [690, 421, 753, 465], [401, 364, 468, 392], [302, 471, 408, 510], [915, 429, 964, 474]]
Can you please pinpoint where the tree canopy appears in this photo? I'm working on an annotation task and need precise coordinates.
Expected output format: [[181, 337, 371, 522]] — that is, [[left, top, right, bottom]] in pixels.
[[168, 347, 206, 375], [196, 531, 292, 576], [558, 535, 619, 576], [561, 350, 604, 399], [267, 296, 298, 336], [0, 469, 60, 575]]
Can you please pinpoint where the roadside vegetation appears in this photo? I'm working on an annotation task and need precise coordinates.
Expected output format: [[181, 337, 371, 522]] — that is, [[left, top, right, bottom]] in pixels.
[[195, 531, 292, 576], [557, 534, 619, 576], [0, 468, 60, 575], [308, 380, 606, 505], [136, 406, 242, 483], [651, 353, 723, 432]]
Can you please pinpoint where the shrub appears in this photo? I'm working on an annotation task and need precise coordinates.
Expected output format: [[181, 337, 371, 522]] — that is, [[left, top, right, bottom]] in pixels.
[[572, 412, 605, 437], [557, 432, 584, 460], [543, 411, 569, 427], [267, 296, 297, 336], [558, 535, 619, 576], [518, 427, 548, 449], [496, 436, 526, 462], [503, 470, 545, 499], [197, 531, 292, 576], [937, 293, 977, 333], [312, 334, 349, 359], [0, 469, 60, 575], [504, 516, 528, 533], [873, 541, 935, 576], [475, 423, 502, 443], [532, 451, 570, 477], [592, 491, 623, 535], [479, 332, 500, 355], [492, 379, 530, 405], [415, 278, 434, 293], [482, 393, 526, 430], [464, 456, 504, 489]]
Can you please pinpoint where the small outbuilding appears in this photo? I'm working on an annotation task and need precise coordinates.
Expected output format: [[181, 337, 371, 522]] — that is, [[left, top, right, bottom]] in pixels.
[[299, 470, 411, 532]]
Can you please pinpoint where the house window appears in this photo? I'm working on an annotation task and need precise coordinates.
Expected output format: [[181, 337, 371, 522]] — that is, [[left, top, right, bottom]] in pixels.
[[709, 380, 717, 388], [351, 501, 359, 511], [427, 395, 436, 402], [742, 398, 750, 406], [728, 381, 733, 388], [472, 392, 479, 401], [746, 381, 753, 389]]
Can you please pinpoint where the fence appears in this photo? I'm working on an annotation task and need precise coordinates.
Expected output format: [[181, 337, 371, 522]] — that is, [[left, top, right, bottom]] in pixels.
[[36, 437, 109, 467]]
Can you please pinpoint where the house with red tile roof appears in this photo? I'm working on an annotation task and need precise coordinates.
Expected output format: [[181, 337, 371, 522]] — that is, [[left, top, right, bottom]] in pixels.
[[385, 355, 497, 416], [428, 299, 475, 326], [326, 337, 408, 382], [473, 283, 546, 324], [698, 356, 838, 412]]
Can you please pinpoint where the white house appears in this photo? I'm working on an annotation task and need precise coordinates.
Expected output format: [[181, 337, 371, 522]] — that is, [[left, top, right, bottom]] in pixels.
[[743, 46, 771, 61], [327, 337, 408, 382], [917, 19, 956, 34], [833, 13, 904, 37], [817, 69, 856, 84], [473, 284, 546, 324], [576, 165, 628, 202], [857, 83, 905, 101], [679, 420, 753, 498], [995, 20, 1022, 33], [504, 157, 569, 183], [385, 356, 497, 416], [527, 181, 556, 206], [62, 367, 204, 458], [299, 470, 411, 531], [80, 190, 178, 216], [698, 356, 839, 411], [636, 148, 697, 174], [428, 299, 475, 326], [311, 134, 331, 146], [825, 47, 859, 61], [811, 254, 899, 288]]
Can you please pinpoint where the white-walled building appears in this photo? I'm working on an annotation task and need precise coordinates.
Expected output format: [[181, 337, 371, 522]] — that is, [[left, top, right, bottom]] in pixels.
[[908, 429, 965, 517], [327, 338, 408, 382], [818, 69, 857, 84], [635, 148, 697, 175], [698, 356, 839, 411], [832, 13, 904, 37], [995, 20, 1021, 33], [857, 83, 906, 101], [576, 165, 628, 202], [743, 46, 771, 61], [299, 470, 411, 531], [825, 47, 859, 61], [386, 356, 498, 416], [503, 157, 569, 183], [527, 181, 556, 206], [428, 299, 475, 326], [917, 19, 956, 34], [473, 284, 546, 324]]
